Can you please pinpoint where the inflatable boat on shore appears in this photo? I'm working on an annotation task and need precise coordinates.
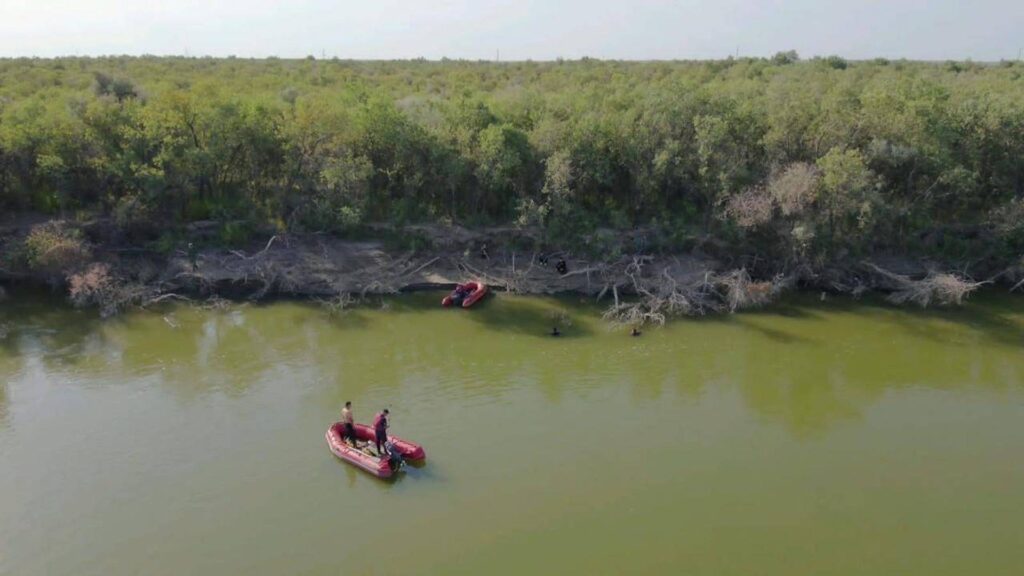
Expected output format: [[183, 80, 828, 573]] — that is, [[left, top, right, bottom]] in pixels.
[[442, 281, 488, 308], [326, 422, 426, 478]]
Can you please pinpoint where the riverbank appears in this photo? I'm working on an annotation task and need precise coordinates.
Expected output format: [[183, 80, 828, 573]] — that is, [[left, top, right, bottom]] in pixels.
[[0, 216, 1001, 320]]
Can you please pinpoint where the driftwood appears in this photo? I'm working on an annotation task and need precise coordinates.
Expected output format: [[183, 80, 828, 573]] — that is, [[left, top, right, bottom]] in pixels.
[[321, 292, 358, 315], [1011, 275, 1024, 293], [66, 263, 158, 317], [229, 235, 280, 261], [862, 261, 985, 306], [407, 256, 440, 277], [142, 293, 191, 307], [598, 257, 793, 326]]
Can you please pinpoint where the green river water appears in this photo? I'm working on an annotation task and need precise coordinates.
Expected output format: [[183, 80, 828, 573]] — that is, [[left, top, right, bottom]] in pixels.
[[1, 291, 1023, 575]]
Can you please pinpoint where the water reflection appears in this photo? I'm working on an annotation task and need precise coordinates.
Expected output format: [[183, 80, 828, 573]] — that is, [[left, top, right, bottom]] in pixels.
[[1, 291, 1022, 438], [0, 369, 8, 427]]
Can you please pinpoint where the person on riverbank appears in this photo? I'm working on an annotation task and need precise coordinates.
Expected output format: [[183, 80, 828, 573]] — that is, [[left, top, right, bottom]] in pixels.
[[373, 409, 390, 455], [187, 242, 199, 272], [341, 401, 356, 445]]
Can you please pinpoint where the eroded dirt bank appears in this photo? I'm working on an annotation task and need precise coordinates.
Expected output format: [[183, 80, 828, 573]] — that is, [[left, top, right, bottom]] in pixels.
[[0, 219, 997, 321]]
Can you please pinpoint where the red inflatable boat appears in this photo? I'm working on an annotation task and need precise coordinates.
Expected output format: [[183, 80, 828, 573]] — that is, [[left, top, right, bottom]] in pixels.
[[326, 422, 426, 478], [442, 281, 488, 308]]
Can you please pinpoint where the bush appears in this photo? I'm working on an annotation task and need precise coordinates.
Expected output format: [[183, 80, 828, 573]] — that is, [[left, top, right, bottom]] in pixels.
[[67, 262, 113, 307], [219, 221, 253, 247], [67, 262, 146, 317], [771, 50, 799, 65], [769, 163, 819, 217], [93, 72, 140, 101], [23, 222, 91, 273], [823, 55, 848, 70], [382, 229, 432, 252], [723, 187, 774, 230]]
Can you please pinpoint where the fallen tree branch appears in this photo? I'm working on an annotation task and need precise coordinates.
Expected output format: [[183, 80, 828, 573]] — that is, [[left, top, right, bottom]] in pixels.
[[406, 256, 440, 277], [230, 235, 280, 261], [862, 261, 986, 306], [142, 293, 191, 306]]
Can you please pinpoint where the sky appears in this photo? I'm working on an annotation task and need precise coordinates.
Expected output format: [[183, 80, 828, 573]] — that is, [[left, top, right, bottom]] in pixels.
[[1, 0, 1021, 61]]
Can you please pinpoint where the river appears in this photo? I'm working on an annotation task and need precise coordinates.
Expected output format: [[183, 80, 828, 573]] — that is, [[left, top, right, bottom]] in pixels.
[[1, 291, 1023, 575]]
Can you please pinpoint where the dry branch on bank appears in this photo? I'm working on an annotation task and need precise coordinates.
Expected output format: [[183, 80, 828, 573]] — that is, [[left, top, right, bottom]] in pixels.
[[719, 268, 791, 312], [199, 296, 233, 311], [321, 292, 358, 315], [67, 262, 156, 317], [599, 257, 792, 326], [862, 261, 984, 306]]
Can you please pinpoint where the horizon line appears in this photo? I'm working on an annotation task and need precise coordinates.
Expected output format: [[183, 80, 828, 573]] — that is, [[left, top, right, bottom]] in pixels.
[[0, 54, 1015, 65]]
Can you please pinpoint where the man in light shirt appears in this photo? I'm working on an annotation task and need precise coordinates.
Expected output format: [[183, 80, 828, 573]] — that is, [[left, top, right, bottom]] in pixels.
[[341, 401, 356, 445]]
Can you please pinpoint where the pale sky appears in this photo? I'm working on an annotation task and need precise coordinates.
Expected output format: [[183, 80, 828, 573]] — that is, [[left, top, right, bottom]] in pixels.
[[1, 0, 1021, 61]]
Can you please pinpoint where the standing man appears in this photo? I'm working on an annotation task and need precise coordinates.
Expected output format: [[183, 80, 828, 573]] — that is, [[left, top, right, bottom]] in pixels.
[[373, 409, 390, 456], [341, 401, 356, 446], [187, 242, 199, 272]]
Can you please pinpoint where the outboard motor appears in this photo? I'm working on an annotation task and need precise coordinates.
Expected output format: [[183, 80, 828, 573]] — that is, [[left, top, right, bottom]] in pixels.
[[385, 441, 403, 471]]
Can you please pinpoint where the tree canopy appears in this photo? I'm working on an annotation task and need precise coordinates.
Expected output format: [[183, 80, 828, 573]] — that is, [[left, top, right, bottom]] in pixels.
[[2, 56, 1023, 263]]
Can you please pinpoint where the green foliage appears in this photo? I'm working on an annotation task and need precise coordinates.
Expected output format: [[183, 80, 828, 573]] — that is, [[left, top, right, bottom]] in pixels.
[[150, 231, 182, 255], [0, 56, 1023, 265], [772, 51, 800, 65], [93, 72, 141, 102], [219, 221, 253, 247], [381, 228, 432, 253], [822, 55, 848, 70], [815, 148, 879, 251]]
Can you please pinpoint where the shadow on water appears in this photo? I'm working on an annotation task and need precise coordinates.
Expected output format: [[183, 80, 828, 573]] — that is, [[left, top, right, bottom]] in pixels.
[[820, 291, 1024, 349], [465, 295, 595, 339], [687, 290, 1024, 349], [4, 287, 1023, 442], [740, 300, 825, 320], [0, 291, 115, 366], [312, 307, 372, 330], [660, 291, 1024, 439], [695, 313, 816, 345], [734, 317, 815, 344], [680, 297, 821, 345], [910, 304, 1022, 349], [338, 290, 599, 339]]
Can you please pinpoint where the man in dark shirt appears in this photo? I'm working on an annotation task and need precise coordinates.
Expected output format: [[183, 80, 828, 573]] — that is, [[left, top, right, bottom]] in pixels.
[[372, 409, 390, 456]]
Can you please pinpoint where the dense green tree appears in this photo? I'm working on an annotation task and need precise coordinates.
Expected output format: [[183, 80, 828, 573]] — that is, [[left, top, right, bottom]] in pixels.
[[817, 147, 879, 248], [1, 56, 1024, 264]]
